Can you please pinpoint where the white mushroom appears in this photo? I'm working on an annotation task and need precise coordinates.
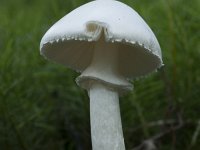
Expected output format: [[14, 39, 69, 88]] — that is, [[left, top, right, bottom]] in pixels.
[[40, 0, 163, 150]]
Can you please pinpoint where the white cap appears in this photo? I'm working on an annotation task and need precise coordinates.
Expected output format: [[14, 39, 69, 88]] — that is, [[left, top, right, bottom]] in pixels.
[[40, 0, 163, 81]]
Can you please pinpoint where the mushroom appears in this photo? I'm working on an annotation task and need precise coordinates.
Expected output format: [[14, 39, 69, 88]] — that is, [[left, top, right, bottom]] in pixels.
[[40, 0, 163, 150]]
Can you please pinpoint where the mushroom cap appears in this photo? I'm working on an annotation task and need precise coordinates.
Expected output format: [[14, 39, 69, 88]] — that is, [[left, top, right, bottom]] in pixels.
[[40, 0, 163, 79]]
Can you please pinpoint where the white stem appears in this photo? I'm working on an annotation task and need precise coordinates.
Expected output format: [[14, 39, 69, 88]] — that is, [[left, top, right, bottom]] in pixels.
[[76, 34, 129, 150], [89, 83, 125, 150]]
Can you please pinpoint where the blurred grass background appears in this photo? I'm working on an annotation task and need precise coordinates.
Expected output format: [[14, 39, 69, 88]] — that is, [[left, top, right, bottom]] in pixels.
[[0, 0, 199, 149]]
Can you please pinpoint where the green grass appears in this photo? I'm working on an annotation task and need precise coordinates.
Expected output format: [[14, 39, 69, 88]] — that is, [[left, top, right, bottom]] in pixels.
[[0, 0, 200, 149]]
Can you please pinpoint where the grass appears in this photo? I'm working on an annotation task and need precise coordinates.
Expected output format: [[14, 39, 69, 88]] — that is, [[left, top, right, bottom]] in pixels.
[[0, 0, 200, 149]]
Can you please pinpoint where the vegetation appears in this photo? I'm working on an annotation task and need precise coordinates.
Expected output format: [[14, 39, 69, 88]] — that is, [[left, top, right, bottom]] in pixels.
[[0, 0, 199, 149]]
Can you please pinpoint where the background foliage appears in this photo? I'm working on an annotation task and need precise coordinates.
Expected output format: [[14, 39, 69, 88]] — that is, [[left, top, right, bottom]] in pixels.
[[0, 0, 199, 149]]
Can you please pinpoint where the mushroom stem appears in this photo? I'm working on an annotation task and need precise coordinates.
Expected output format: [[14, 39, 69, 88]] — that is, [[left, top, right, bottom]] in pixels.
[[76, 34, 128, 150], [89, 83, 125, 150]]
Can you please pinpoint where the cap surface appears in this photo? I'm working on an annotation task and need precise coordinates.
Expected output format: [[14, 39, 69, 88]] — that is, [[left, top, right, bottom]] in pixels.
[[40, 0, 163, 79]]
